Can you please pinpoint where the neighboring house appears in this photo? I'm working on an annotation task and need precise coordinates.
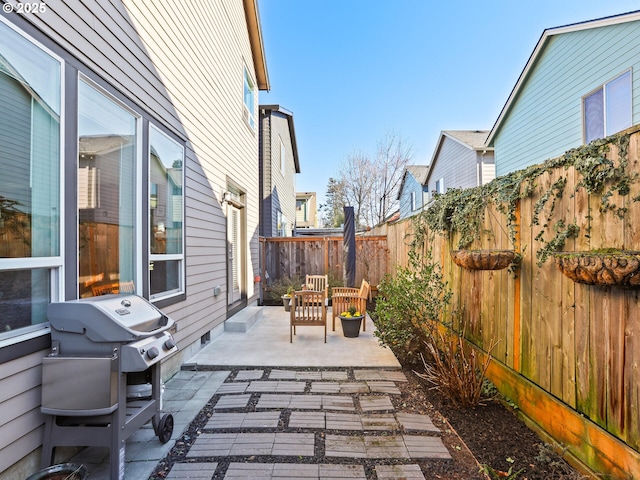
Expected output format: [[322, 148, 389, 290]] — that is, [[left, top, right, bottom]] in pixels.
[[295, 192, 318, 229], [0, 1, 268, 477], [487, 10, 640, 175], [397, 165, 429, 219], [398, 133, 494, 221], [258, 105, 300, 237]]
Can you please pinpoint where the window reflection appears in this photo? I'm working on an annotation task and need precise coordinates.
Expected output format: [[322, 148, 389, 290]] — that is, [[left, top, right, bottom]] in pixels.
[[0, 21, 60, 338], [149, 125, 184, 298], [78, 79, 138, 297]]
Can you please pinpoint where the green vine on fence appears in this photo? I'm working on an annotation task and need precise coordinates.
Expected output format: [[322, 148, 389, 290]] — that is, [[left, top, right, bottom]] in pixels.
[[417, 131, 636, 265]]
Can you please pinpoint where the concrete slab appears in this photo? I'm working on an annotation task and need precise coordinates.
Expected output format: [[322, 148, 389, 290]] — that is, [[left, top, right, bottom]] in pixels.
[[187, 306, 400, 368]]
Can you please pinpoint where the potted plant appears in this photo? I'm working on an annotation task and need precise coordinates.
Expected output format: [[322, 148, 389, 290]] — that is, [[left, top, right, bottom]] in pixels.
[[339, 305, 364, 338], [282, 286, 295, 311], [450, 249, 517, 271], [554, 249, 640, 287], [26, 463, 87, 480]]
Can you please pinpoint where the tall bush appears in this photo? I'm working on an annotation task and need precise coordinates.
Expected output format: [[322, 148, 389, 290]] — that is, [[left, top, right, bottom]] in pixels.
[[373, 248, 451, 367]]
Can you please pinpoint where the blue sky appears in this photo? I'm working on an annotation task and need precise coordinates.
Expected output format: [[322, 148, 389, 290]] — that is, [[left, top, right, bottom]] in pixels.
[[258, 1, 640, 207]]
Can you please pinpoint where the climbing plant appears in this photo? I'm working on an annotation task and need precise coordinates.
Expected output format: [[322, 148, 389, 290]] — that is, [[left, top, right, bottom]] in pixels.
[[417, 131, 636, 266]]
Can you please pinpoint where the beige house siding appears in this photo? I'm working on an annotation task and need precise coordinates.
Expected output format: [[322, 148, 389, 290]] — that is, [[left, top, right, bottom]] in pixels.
[[0, 1, 265, 476]]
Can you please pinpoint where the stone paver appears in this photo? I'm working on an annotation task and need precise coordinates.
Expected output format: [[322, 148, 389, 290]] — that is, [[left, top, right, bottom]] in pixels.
[[396, 413, 439, 432], [354, 370, 408, 382], [186, 432, 315, 458], [247, 380, 307, 393], [205, 411, 280, 429], [164, 368, 451, 479], [165, 462, 218, 479], [325, 434, 451, 459], [375, 464, 425, 479], [270, 369, 349, 381], [212, 394, 251, 409], [225, 463, 366, 479], [215, 382, 249, 394], [359, 395, 394, 411], [234, 369, 264, 380]]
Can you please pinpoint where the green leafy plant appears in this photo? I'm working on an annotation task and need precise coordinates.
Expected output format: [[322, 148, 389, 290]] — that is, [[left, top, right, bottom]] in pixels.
[[264, 275, 303, 304], [480, 462, 525, 479], [418, 132, 635, 264], [373, 248, 452, 367]]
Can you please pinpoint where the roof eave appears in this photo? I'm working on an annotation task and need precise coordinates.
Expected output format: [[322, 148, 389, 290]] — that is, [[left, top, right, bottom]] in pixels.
[[486, 10, 640, 146], [244, 0, 270, 91]]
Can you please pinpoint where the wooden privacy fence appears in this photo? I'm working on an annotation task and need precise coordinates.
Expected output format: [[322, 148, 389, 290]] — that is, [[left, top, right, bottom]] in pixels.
[[260, 236, 388, 293], [376, 127, 640, 478]]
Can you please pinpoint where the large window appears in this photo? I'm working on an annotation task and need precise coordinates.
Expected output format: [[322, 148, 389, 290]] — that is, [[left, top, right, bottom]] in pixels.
[[0, 20, 62, 339], [149, 125, 184, 299], [77, 78, 139, 298], [583, 70, 632, 144]]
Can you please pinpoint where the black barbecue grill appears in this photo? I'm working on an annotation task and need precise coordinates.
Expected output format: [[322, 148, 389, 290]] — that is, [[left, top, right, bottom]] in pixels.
[[40, 294, 178, 479]]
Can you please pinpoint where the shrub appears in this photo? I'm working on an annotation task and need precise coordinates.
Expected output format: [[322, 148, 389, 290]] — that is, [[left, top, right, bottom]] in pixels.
[[373, 248, 451, 367], [416, 326, 498, 407], [264, 275, 304, 304]]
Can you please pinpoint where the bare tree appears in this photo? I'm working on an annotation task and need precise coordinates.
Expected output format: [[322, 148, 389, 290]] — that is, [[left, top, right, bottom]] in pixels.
[[335, 132, 412, 229], [339, 150, 375, 228], [369, 131, 413, 226]]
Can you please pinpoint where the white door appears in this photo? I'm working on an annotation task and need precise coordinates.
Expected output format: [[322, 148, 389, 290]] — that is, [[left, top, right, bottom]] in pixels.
[[227, 205, 242, 305]]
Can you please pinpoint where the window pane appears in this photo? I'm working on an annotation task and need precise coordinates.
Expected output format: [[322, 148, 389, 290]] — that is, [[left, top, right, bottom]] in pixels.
[[584, 88, 604, 143], [606, 71, 632, 136], [0, 268, 50, 338], [78, 80, 138, 297], [150, 126, 183, 256], [150, 260, 180, 296], [243, 67, 255, 129], [0, 22, 61, 259]]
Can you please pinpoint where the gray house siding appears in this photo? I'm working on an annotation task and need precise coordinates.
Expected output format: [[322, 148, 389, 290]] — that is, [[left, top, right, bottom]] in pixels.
[[398, 174, 426, 219], [428, 136, 479, 193], [259, 106, 298, 237], [0, 1, 265, 476], [491, 17, 640, 175]]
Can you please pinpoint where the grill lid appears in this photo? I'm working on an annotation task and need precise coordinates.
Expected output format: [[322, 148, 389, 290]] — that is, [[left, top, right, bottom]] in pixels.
[[47, 294, 174, 343]]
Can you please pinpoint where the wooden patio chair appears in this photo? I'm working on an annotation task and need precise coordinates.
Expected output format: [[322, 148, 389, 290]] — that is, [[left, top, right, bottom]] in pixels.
[[290, 290, 327, 343], [305, 274, 328, 298], [331, 279, 370, 332]]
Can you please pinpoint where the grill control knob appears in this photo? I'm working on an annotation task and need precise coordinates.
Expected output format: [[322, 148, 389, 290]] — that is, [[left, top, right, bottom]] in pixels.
[[164, 338, 176, 350], [146, 347, 159, 360]]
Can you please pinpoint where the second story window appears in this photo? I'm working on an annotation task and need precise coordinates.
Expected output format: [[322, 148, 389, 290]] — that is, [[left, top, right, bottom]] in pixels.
[[243, 66, 256, 130], [583, 70, 631, 144], [280, 137, 286, 176]]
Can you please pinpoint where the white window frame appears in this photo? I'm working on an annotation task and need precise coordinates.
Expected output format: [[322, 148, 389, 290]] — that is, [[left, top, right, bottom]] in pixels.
[[435, 178, 445, 194], [149, 124, 185, 301], [78, 74, 144, 298], [410, 191, 416, 211], [0, 17, 65, 343], [583, 69, 632, 144], [243, 64, 256, 130], [280, 136, 286, 176]]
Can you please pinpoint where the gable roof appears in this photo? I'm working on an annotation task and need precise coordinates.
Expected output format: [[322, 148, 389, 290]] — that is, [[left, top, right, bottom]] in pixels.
[[425, 130, 492, 182], [397, 165, 429, 200], [243, 0, 270, 91], [260, 104, 301, 173], [486, 10, 640, 146]]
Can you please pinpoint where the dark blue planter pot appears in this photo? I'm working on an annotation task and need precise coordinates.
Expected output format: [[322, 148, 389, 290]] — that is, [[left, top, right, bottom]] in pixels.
[[340, 315, 363, 337]]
